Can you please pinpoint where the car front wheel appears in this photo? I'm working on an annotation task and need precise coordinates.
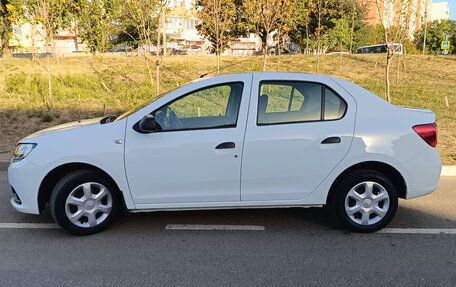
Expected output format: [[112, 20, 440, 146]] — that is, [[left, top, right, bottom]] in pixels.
[[329, 169, 399, 233], [50, 170, 119, 235]]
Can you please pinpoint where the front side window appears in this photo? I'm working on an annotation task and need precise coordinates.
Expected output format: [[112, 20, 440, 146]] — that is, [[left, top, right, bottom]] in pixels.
[[257, 81, 346, 125], [153, 83, 243, 131]]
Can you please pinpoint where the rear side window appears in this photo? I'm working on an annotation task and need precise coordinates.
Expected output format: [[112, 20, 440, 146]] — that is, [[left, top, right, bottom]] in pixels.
[[324, 88, 347, 120], [257, 81, 346, 125]]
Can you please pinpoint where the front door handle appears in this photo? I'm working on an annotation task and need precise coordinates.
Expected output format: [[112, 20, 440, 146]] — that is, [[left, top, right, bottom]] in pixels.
[[215, 142, 235, 149], [321, 137, 341, 144]]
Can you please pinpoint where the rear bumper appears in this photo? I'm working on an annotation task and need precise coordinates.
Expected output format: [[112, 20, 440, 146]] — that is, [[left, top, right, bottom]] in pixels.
[[403, 147, 442, 199]]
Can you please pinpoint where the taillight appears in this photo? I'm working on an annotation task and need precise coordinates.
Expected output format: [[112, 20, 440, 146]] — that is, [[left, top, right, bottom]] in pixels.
[[413, 123, 437, 147]]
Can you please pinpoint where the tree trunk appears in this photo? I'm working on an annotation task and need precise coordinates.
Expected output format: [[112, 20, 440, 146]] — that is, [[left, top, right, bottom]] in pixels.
[[278, 37, 282, 70], [317, 16, 321, 73], [305, 25, 309, 54], [385, 52, 392, 103], [339, 36, 343, 63], [156, 33, 160, 97], [262, 32, 268, 72], [1, 46, 12, 58], [349, 6, 355, 54], [53, 39, 60, 66], [402, 45, 407, 71], [47, 53, 53, 112], [216, 49, 220, 74], [316, 35, 320, 73], [396, 52, 400, 85], [262, 47, 267, 71], [144, 55, 154, 90]]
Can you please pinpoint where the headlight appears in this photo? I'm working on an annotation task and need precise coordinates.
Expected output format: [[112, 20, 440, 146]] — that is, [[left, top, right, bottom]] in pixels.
[[12, 143, 37, 162]]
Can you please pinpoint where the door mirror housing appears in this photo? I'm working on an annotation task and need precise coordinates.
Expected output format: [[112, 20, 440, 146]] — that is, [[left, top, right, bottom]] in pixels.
[[136, 114, 160, 133]]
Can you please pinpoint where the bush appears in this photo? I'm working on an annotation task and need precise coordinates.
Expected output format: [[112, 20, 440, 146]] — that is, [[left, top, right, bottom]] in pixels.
[[40, 112, 54, 122]]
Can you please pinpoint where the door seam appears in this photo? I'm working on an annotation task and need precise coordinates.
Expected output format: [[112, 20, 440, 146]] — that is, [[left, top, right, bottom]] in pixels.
[[239, 73, 254, 201]]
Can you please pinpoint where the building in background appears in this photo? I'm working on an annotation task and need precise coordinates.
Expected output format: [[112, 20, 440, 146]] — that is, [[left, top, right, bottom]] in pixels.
[[8, 22, 87, 56], [164, 0, 262, 55], [362, 0, 431, 39], [164, 0, 205, 54], [429, 2, 450, 22]]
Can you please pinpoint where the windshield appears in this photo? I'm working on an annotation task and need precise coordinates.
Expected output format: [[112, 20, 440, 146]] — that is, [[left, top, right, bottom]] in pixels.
[[114, 82, 191, 121]]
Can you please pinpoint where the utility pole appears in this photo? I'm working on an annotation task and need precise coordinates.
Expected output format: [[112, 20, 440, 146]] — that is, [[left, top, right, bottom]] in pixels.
[[422, 12, 428, 54]]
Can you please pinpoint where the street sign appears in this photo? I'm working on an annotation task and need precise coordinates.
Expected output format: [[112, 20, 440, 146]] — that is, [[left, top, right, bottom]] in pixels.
[[442, 50, 449, 55], [441, 41, 450, 50]]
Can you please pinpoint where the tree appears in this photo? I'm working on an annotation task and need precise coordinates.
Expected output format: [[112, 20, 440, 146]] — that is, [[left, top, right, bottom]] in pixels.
[[73, 0, 117, 54], [243, 0, 286, 71], [0, 0, 13, 56], [309, 0, 329, 73], [352, 23, 383, 50], [322, 10, 350, 53], [375, 0, 408, 103], [415, 20, 456, 55], [114, 0, 161, 96], [275, 0, 294, 59], [196, 0, 242, 74], [348, 0, 356, 53], [289, 0, 313, 54], [10, 0, 71, 112]]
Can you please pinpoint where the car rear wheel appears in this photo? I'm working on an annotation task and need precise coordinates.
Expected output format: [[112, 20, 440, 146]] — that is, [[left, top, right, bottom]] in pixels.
[[329, 169, 398, 233], [50, 170, 119, 235]]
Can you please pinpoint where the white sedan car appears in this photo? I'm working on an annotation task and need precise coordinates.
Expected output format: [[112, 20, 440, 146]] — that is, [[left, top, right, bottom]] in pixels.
[[8, 73, 442, 235]]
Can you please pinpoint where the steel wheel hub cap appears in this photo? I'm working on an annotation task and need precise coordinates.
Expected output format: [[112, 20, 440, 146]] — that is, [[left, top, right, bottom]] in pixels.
[[65, 182, 113, 228], [85, 200, 95, 210], [344, 181, 390, 226]]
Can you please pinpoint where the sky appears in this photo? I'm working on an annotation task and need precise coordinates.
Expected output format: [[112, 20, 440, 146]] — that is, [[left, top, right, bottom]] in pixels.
[[433, 0, 456, 20]]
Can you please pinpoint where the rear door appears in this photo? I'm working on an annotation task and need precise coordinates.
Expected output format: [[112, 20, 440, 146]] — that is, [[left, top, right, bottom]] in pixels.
[[241, 73, 356, 201]]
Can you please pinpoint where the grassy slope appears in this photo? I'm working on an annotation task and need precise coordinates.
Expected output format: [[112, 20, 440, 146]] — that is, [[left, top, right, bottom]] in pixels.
[[0, 54, 455, 164]]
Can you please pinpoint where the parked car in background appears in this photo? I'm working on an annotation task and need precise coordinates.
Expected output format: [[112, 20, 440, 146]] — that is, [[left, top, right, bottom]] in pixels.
[[356, 44, 403, 54], [8, 72, 441, 235]]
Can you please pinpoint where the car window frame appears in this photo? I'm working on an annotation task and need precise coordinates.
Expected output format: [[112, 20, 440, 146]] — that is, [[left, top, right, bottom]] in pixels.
[[145, 81, 245, 133], [256, 80, 348, 126]]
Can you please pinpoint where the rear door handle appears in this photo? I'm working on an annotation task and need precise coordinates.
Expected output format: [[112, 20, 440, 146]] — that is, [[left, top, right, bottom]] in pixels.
[[215, 142, 236, 149], [321, 137, 341, 144]]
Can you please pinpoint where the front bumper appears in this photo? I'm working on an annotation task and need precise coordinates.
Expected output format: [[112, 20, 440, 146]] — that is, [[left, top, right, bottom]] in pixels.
[[7, 159, 43, 214]]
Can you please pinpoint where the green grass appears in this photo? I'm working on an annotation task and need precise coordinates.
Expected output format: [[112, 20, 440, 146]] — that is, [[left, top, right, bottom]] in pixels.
[[0, 54, 455, 164]]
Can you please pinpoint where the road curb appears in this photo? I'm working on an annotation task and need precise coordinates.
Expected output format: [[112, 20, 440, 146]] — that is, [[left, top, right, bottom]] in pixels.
[[441, 165, 456, 177], [1, 160, 455, 176]]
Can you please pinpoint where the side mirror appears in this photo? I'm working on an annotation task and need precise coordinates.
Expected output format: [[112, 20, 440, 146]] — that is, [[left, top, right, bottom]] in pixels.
[[137, 114, 159, 133]]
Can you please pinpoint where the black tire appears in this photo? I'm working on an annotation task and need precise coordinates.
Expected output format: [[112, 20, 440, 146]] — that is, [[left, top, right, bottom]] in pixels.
[[50, 170, 120, 235], [328, 169, 398, 233]]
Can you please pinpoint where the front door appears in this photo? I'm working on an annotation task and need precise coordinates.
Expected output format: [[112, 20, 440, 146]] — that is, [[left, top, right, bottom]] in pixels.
[[241, 73, 356, 201], [125, 75, 252, 206]]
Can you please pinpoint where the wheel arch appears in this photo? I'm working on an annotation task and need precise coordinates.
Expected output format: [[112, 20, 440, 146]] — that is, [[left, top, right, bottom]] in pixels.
[[38, 162, 128, 214], [327, 161, 407, 202]]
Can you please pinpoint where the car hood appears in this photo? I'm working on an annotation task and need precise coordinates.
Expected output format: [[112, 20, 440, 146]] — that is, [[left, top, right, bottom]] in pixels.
[[20, 118, 103, 142]]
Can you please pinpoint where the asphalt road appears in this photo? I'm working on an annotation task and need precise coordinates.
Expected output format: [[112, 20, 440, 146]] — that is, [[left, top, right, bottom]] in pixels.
[[0, 170, 455, 286]]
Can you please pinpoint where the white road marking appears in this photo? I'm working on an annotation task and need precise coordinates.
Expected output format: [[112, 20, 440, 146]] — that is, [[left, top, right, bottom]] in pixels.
[[0, 223, 58, 229], [165, 224, 265, 231], [378, 228, 456, 235], [1, 223, 455, 234]]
